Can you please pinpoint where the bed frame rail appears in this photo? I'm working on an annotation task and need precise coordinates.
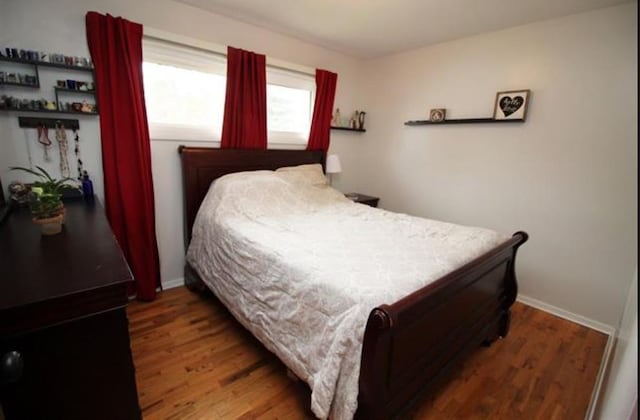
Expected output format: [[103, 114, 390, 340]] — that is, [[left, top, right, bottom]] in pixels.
[[357, 231, 528, 419]]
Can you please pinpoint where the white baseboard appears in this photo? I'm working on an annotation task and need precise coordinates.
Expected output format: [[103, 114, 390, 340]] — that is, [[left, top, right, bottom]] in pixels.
[[517, 294, 615, 335], [161, 277, 184, 290], [585, 332, 616, 420]]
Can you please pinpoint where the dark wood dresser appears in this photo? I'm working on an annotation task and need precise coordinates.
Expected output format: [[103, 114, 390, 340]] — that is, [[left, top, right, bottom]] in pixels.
[[0, 199, 141, 420]]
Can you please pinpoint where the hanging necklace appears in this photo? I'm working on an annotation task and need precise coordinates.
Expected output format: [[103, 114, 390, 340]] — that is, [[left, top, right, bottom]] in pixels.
[[73, 128, 84, 181], [37, 124, 52, 162], [55, 122, 70, 178], [23, 130, 34, 169]]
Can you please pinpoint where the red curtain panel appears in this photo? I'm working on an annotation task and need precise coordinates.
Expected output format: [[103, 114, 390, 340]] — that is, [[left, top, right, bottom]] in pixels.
[[307, 69, 338, 151], [86, 12, 160, 301], [220, 46, 268, 149]]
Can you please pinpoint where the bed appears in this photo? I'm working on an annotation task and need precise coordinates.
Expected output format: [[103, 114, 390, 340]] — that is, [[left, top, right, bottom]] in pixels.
[[179, 146, 528, 419]]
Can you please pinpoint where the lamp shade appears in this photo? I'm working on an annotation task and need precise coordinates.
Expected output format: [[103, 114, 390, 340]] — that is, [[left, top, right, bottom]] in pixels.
[[326, 154, 342, 174]]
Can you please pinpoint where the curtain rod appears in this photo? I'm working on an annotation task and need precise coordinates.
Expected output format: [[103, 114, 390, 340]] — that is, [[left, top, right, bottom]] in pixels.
[[142, 34, 315, 78]]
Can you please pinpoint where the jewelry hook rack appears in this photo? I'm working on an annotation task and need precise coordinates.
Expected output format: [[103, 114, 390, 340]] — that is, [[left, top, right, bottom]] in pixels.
[[18, 117, 79, 130]]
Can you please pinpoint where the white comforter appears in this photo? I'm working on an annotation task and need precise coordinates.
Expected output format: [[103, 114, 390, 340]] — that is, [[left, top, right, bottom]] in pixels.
[[186, 171, 507, 419]]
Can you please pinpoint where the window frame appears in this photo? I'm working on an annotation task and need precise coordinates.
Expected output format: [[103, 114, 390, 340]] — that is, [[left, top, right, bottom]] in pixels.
[[266, 66, 316, 147], [142, 31, 317, 148], [143, 38, 227, 143]]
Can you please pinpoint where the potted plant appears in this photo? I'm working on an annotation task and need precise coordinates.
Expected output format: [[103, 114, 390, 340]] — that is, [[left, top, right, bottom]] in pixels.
[[9, 166, 78, 235]]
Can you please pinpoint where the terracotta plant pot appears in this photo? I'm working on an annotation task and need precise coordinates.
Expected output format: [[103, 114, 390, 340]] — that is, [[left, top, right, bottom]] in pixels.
[[55, 204, 66, 224], [33, 213, 64, 235]]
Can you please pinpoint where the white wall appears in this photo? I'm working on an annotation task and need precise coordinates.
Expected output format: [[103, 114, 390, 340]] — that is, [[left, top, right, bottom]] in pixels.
[[356, 4, 637, 327], [1, 0, 364, 288], [1, 2, 105, 200], [2, 1, 636, 329]]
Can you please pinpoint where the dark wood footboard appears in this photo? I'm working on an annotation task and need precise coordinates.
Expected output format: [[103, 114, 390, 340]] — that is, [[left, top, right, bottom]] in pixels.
[[357, 231, 528, 419]]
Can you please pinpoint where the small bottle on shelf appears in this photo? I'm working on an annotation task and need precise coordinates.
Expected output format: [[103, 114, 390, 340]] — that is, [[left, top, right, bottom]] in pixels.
[[81, 170, 94, 199], [332, 108, 341, 127]]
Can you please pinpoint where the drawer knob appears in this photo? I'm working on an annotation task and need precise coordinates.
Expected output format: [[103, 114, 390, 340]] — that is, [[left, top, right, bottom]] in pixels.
[[1, 350, 24, 386]]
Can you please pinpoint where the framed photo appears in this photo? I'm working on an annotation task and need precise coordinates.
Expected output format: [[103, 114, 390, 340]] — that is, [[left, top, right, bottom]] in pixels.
[[493, 89, 530, 120], [429, 108, 446, 122]]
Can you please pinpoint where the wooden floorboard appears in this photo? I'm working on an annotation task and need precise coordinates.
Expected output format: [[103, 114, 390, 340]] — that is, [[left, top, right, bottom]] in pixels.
[[128, 287, 607, 419]]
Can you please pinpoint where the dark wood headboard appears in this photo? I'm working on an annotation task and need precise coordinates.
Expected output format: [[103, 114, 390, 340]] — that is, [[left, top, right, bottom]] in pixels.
[[178, 146, 326, 245]]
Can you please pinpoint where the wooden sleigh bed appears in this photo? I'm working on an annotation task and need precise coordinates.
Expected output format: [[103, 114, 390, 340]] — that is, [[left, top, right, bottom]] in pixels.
[[178, 146, 528, 419]]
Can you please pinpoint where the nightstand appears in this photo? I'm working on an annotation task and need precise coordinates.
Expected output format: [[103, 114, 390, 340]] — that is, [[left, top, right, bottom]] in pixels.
[[345, 193, 379, 208]]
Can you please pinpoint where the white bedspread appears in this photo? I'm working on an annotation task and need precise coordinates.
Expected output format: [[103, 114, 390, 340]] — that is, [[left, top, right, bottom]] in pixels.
[[186, 171, 507, 419]]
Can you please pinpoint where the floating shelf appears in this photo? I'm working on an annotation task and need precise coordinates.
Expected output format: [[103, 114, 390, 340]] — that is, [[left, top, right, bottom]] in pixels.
[[331, 126, 366, 132], [405, 118, 524, 126], [0, 81, 39, 88], [0, 56, 94, 73], [55, 87, 96, 95], [0, 108, 98, 116]]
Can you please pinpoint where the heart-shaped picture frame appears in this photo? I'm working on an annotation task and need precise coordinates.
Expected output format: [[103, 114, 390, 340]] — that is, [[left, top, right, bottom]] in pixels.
[[493, 89, 530, 120]]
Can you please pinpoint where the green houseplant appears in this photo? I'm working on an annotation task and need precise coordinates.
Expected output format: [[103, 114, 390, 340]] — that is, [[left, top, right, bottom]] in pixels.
[[9, 166, 78, 235]]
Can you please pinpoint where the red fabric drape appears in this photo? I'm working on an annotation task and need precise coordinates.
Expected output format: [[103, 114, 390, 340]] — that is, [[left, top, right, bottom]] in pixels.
[[86, 12, 160, 301], [307, 69, 338, 151], [220, 46, 267, 149]]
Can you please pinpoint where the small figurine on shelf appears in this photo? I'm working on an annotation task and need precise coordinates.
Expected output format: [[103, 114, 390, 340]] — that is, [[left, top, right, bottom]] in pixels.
[[331, 108, 341, 127], [350, 110, 360, 129], [81, 101, 93, 113], [358, 111, 366, 130]]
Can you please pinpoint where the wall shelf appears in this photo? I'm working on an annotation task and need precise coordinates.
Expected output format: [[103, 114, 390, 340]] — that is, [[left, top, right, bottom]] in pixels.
[[55, 87, 96, 95], [0, 55, 94, 73], [1, 51, 97, 116], [0, 108, 98, 116], [54, 87, 97, 114], [0, 81, 40, 88], [331, 126, 366, 132], [405, 118, 524, 126]]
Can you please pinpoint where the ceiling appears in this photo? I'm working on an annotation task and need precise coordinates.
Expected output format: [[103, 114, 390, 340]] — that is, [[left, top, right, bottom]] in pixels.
[[174, 0, 632, 58]]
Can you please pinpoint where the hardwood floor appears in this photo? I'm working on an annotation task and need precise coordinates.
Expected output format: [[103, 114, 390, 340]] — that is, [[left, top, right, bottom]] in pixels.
[[128, 287, 607, 419]]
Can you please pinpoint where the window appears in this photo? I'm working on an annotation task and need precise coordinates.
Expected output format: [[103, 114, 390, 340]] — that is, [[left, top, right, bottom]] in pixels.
[[267, 67, 315, 146], [143, 36, 315, 146], [143, 38, 226, 142]]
